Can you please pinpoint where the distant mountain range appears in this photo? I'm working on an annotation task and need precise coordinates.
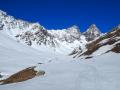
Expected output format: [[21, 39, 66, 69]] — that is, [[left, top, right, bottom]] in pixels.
[[0, 10, 119, 58], [70, 25, 120, 58]]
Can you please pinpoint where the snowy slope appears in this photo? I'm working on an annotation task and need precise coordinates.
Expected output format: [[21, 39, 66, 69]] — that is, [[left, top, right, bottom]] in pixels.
[[48, 25, 81, 43], [0, 10, 120, 90], [0, 32, 120, 90], [0, 31, 72, 78]]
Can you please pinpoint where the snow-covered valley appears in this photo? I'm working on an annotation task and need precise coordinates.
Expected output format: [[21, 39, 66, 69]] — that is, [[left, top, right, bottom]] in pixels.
[[0, 32, 120, 90], [0, 10, 120, 90]]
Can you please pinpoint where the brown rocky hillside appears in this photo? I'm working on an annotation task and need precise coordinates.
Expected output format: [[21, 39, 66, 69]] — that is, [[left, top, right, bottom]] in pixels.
[[0, 66, 45, 85], [70, 26, 120, 58]]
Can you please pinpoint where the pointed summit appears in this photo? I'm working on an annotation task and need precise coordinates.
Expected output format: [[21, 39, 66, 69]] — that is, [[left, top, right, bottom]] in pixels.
[[66, 25, 81, 41], [83, 24, 101, 41], [68, 25, 79, 30], [67, 25, 80, 33], [86, 24, 101, 34], [117, 24, 120, 29], [0, 10, 7, 16]]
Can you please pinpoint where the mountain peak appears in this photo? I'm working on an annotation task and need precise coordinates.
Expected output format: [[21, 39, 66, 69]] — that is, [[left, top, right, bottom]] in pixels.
[[90, 24, 96, 27], [117, 24, 120, 29], [68, 25, 79, 29], [67, 25, 80, 34], [0, 10, 7, 16], [86, 24, 101, 33], [83, 24, 101, 41]]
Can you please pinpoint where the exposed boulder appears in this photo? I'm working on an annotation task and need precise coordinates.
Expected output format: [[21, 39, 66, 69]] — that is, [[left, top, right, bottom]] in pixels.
[[0, 66, 45, 85]]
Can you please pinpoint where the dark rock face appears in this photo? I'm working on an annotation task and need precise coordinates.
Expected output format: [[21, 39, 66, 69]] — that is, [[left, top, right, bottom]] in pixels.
[[69, 46, 82, 56], [0, 73, 2, 78], [110, 43, 120, 53], [83, 27, 120, 55], [16, 29, 58, 47]]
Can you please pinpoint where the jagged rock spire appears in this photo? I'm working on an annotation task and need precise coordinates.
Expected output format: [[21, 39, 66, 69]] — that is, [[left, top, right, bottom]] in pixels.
[[83, 24, 101, 41]]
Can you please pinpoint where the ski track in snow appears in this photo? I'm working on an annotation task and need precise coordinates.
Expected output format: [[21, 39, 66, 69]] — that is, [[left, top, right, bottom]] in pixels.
[[0, 22, 120, 90], [74, 63, 101, 90]]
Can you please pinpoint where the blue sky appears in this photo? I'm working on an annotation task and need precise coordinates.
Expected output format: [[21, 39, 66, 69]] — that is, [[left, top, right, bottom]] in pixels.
[[0, 0, 120, 32]]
